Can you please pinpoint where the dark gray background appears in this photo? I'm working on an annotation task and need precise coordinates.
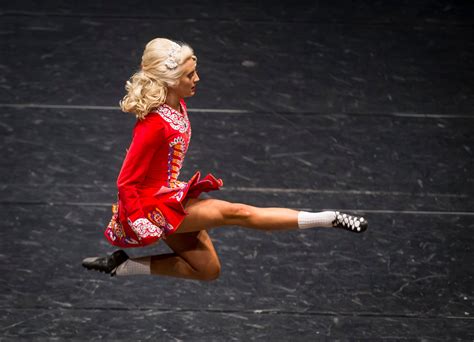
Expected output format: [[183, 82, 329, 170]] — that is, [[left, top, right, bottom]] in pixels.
[[1, 1, 473, 340]]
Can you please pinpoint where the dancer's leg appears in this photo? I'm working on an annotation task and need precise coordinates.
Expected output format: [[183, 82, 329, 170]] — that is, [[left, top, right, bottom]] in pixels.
[[149, 230, 221, 281], [176, 198, 299, 233], [177, 198, 366, 234], [84, 229, 221, 280]]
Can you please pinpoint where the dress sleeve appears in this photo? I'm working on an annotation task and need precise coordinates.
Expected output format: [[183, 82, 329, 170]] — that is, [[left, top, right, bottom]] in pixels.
[[117, 118, 165, 223]]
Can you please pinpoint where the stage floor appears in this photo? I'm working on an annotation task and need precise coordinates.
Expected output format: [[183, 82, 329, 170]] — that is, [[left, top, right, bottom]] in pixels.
[[1, 1, 473, 340]]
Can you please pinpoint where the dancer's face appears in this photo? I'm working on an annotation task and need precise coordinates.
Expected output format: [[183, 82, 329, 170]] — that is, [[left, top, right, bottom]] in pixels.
[[174, 58, 199, 98]]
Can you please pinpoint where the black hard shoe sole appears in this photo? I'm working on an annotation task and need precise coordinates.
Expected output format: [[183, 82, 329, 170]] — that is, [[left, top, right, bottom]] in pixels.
[[82, 250, 129, 276], [332, 211, 368, 233]]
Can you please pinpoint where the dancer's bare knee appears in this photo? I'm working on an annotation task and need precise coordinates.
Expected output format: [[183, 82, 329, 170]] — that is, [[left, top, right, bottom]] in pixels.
[[201, 260, 221, 281], [222, 203, 253, 223], [194, 257, 221, 281]]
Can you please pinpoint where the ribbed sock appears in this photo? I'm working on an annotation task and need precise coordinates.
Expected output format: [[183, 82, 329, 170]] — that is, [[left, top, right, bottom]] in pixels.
[[115, 256, 151, 276], [297, 211, 336, 229]]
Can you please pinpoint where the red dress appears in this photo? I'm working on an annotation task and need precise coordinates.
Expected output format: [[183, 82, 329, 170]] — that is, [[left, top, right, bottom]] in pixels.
[[104, 100, 223, 248]]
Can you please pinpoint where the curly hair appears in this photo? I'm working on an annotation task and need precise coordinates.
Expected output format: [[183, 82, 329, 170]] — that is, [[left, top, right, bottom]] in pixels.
[[120, 38, 196, 120]]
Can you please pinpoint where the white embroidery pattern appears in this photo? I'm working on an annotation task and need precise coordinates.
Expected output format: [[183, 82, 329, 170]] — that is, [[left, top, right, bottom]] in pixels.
[[170, 136, 187, 153], [172, 188, 185, 202], [129, 218, 164, 240], [156, 105, 189, 133]]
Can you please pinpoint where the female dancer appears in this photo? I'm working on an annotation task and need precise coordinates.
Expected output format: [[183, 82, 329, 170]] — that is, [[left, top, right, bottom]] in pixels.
[[82, 38, 368, 280]]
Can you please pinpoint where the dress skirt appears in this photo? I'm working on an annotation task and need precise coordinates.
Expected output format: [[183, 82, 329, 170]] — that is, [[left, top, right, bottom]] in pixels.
[[104, 171, 223, 248]]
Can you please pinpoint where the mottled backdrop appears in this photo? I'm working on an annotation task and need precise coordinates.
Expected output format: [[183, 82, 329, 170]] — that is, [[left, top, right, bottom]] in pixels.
[[1, 1, 473, 340]]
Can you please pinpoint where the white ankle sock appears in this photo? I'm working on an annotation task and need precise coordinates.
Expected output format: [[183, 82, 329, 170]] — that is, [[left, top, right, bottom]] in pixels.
[[297, 211, 336, 229], [115, 257, 151, 276]]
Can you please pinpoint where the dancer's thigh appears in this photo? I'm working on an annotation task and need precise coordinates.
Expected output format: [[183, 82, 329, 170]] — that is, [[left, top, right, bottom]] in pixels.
[[176, 197, 239, 233]]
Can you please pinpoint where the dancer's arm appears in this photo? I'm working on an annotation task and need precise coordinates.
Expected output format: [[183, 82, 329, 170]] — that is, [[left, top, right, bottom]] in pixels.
[[117, 118, 165, 223]]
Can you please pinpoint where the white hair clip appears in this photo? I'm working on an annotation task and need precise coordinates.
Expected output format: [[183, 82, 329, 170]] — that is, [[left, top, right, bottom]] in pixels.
[[164, 42, 181, 70]]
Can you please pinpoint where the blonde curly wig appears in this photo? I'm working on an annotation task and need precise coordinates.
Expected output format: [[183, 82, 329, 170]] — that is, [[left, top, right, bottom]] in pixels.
[[120, 38, 196, 120]]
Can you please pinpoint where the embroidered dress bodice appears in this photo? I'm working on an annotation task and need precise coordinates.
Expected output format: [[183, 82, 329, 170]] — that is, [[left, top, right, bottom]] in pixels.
[[152, 103, 192, 189], [116, 100, 192, 223]]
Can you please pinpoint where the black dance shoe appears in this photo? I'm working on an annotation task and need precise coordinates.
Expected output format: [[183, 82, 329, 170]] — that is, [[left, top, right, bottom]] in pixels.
[[332, 211, 368, 233], [82, 250, 129, 276]]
